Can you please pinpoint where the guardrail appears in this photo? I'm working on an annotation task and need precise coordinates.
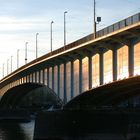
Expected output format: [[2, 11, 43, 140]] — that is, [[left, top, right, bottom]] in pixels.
[[51, 13, 140, 57], [97, 13, 140, 37]]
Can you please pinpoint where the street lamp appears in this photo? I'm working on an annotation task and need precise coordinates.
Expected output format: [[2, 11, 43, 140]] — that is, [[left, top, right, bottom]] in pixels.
[[11, 56, 13, 73], [36, 33, 39, 58], [25, 42, 28, 64], [2, 63, 4, 78], [94, 0, 96, 39], [50, 21, 54, 52], [93, 0, 101, 39], [64, 11, 68, 50], [7, 59, 9, 75], [17, 49, 19, 69]]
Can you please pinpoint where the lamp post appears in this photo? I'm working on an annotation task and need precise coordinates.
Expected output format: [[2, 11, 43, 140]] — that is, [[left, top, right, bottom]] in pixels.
[[17, 49, 19, 69], [36, 33, 39, 58], [7, 59, 9, 75], [50, 21, 54, 52], [94, 0, 96, 39], [11, 56, 13, 73], [3, 63, 4, 78], [64, 11, 68, 50], [25, 42, 28, 64], [93, 0, 101, 39]]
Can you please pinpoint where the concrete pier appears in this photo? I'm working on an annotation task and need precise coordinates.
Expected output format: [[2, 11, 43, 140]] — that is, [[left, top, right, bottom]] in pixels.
[[34, 109, 140, 140]]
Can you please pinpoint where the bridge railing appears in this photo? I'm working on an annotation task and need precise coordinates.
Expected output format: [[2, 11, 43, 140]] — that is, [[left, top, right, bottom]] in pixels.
[[96, 13, 140, 37], [50, 13, 140, 56]]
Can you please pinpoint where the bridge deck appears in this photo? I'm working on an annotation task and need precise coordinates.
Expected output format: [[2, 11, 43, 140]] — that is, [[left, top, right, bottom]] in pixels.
[[1, 13, 140, 91]]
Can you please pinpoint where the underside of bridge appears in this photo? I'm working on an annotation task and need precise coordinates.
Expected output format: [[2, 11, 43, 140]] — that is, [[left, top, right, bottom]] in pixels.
[[0, 83, 63, 112], [64, 75, 140, 110]]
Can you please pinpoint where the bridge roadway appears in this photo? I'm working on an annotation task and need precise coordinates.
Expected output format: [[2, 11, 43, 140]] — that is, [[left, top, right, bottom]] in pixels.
[[0, 13, 140, 105]]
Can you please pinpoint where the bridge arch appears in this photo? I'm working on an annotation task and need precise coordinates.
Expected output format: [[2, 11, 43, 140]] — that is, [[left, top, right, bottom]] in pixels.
[[0, 83, 63, 110], [64, 76, 140, 110]]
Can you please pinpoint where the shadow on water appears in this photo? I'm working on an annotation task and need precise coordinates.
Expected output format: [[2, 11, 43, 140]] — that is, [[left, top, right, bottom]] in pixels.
[[0, 121, 34, 140]]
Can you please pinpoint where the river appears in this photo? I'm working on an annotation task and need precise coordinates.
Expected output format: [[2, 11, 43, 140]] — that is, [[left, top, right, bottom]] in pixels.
[[0, 121, 34, 140]]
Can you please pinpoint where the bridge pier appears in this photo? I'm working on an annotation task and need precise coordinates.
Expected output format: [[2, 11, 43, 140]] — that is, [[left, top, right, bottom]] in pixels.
[[38, 71, 41, 83], [47, 68, 49, 87], [57, 65, 60, 98], [31, 73, 33, 83], [129, 41, 134, 77], [35, 72, 37, 83], [99, 51, 104, 85], [34, 109, 140, 140], [88, 56, 92, 89], [42, 69, 45, 84], [79, 58, 82, 94], [64, 63, 67, 103], [52, 66, 54, 90], [71, 61, 74, 99], [113, 47, 117, 81]]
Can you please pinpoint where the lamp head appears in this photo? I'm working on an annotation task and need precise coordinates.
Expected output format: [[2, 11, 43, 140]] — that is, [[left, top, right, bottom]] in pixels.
[[97, 17, 101, 23]]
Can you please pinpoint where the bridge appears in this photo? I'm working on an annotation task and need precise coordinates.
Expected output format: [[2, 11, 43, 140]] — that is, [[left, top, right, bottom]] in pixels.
[[0, 13, 140, 109]]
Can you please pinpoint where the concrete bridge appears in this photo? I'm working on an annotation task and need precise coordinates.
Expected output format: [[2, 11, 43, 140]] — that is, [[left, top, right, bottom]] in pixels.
[[0, 13, 140, 108]]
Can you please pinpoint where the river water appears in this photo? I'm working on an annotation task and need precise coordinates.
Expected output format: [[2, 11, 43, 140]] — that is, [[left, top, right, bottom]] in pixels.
[[0, 121, 34, 140]]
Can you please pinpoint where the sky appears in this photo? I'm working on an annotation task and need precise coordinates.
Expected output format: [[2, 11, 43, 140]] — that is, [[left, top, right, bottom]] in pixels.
[[0, 0, 140, 79]]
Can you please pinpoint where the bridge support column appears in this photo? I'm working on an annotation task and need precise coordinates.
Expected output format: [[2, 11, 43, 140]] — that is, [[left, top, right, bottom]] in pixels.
[[129, 42, 134, 77], [79, 58, 82, 94], [71, 61, 74, 99], [88, 56, 92, 89], [52, 67, 54, 90], [25, 75, 28, 83], [57, 65, 60, 97], [39, 71, 41, 83], [47, 68, 49, 87], [42, 69, 45, 84], [64, 63, 67, 103], [30, 74, 32, 83], [35, 72, 37, 83], [99, 51, 104, 85], [31, 73, 33, 83], [113, 48, 117, 81]]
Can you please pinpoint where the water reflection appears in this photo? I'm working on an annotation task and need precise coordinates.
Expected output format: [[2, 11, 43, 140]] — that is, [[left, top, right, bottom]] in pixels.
[[0, 121, 34, 140]]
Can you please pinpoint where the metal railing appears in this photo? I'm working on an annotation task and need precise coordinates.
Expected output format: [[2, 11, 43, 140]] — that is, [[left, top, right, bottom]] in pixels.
[[96, 13, 140, 37], [50, 13, 140, 57]]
